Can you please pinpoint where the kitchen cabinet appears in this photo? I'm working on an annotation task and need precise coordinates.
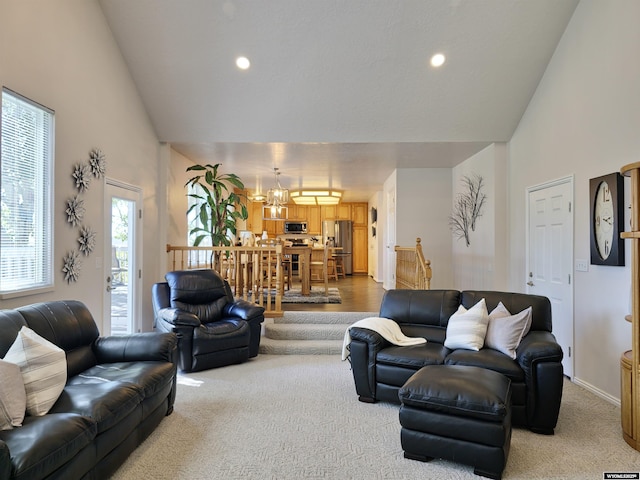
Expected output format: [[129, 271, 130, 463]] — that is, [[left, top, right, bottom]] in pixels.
[[307, 206, 322, 235], [323, 204, 351, 220], [288, 204, 308, 221], [247, 202, 282, 236], [247, 201, 263, 234], [352, 203, 368, 226], [352, 226, 368, 274]]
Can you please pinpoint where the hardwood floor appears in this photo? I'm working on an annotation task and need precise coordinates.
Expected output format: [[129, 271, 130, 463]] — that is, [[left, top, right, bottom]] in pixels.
[[282, 274, 386, 312]]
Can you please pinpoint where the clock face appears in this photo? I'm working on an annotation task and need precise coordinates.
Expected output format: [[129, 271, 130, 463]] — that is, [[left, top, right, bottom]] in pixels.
[[594, 180, 614, 259]]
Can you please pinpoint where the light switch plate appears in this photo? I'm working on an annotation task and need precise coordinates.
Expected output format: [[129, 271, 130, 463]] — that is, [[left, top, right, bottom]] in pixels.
[[575, 259, 589, 272]]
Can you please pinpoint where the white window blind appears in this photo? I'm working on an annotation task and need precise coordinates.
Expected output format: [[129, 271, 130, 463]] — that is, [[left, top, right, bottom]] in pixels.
[[0, 88, 54, 294]]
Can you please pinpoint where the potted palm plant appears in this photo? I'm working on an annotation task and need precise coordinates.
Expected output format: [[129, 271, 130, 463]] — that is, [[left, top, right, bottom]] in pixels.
[[185, 163, 248, 248]]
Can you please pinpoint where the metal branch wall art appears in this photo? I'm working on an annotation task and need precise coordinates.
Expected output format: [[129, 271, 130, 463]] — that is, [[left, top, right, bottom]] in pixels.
[[448, 174, 487, 247]]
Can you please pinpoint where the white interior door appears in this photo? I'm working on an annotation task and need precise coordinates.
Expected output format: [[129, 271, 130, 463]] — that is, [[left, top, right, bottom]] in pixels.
[[104, 180, 142, 335], [527, 177, 574, 378]]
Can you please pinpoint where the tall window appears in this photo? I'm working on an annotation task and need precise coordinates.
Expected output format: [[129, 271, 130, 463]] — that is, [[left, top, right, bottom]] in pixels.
[[186, 183, 212, 246], [0, 88, 54, 295]]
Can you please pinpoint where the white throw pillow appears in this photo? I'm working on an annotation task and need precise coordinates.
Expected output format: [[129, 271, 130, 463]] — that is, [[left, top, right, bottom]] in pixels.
[[486, 305, 533, 359], [444, 298, 489, 351], [489, 301, 511, 320], [4, 327, 67, 416], [0, 359, 26, 430]]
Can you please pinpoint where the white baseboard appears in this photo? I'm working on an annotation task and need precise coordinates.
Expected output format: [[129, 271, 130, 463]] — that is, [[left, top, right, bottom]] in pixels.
[[572, 376, 620, 407]]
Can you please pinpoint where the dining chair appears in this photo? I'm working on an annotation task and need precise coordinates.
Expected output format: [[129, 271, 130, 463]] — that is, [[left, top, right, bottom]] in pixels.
[[256, 238, 291, 292], [309, 242, 330, 295]]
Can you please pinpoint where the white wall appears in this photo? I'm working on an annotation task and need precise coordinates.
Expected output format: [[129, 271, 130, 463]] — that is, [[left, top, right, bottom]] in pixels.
[[508, 0, 640, 400], [0, 0, 161, 332], [452, 143, 508, 291], [167, 148, 194, 246], [395, 168, 453, 289]]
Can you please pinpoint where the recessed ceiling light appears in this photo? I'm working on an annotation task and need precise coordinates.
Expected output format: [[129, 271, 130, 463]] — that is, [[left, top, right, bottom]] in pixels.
[[236, 56, 250, 70], [430, 53, 446, 68]]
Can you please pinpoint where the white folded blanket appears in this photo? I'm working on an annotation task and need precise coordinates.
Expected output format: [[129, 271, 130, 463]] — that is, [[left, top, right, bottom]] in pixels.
[[341, 317, 427, 361]]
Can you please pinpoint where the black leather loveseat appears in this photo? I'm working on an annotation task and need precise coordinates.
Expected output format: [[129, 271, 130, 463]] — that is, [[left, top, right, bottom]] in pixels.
[[348, 290, 564, 434], [0, 300, 177, 480]]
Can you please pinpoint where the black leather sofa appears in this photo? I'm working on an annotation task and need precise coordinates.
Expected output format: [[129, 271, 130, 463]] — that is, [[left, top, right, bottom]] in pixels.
[[0, 300, 178, 480], [348, 290, 564, 434], [152, 269, 265, 372]]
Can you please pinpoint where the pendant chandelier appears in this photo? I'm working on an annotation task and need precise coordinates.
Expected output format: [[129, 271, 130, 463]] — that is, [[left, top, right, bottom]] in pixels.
[[262, 168, 289, 220]]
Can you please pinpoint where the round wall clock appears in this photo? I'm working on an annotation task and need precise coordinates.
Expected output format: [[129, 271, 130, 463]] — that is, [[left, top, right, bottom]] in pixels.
[[590, 172, 625, 266]]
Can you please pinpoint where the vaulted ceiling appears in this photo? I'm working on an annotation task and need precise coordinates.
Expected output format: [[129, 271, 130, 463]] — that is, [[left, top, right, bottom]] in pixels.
[[99, 0, 579, 201]]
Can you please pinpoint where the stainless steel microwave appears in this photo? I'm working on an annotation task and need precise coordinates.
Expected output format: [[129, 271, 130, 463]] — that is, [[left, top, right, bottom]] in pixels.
[[284, 222, 307, 234]]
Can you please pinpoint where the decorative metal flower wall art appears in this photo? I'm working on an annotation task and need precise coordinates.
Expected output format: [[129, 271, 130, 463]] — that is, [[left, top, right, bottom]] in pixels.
[[89, 148, 106, 178], [72, 163, 91, 192], [66, 195, 85, 227], [62, 250, 81, 283], [77, 226, 96, 256]]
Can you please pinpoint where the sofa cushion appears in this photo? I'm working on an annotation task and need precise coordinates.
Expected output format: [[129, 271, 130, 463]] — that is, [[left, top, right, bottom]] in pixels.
[[0, 413, 96, 480], [377, 343, 449, 369], [0, 359, 26, 430], [67, 361, 176, 399], [193, 320, 250, 354], [485, 305, 532, 359], [49, 382, 143, 434], [443, 299, 489, 351], [379, 289, 461, 328], [15, 301, 100, 378], [462, 291, 552, 333], [445, 348, 525, 382], [4, 327, 66, 416]]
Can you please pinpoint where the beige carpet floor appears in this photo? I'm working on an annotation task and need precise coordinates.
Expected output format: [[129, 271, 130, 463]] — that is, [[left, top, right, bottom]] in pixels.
[[111, 355, 640, 479]]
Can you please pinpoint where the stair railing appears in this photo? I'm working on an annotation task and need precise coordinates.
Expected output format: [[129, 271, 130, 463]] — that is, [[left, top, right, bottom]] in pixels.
[[394, 237, 432, 290], [165, 244, 283, 316]]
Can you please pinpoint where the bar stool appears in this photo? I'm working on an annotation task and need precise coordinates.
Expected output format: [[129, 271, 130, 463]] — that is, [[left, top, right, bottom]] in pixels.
[[333, 255, 345, 278], [327, 254, 338, 281]]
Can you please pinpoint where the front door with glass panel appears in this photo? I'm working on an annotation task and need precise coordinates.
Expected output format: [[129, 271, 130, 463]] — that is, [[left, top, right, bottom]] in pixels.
[[104, 181, 142, 335]]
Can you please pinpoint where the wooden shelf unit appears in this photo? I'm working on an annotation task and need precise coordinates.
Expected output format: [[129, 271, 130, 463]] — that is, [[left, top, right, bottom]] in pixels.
[[620, 161, 640, 451]]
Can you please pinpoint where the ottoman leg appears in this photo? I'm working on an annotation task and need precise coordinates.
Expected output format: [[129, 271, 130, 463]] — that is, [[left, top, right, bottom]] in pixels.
[[474, 467, 502, 480], [403, 452, 434, 462]]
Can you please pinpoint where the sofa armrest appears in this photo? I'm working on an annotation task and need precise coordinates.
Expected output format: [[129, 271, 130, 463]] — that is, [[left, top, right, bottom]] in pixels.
[[516, 331, 564, 434], [347, 327, 390, 403], [157, 307, 200, 327], [516, 331, 563, 368], [94, 332, 178, 364], [223, 299, 265, 323], [349, 327, 390, 351]]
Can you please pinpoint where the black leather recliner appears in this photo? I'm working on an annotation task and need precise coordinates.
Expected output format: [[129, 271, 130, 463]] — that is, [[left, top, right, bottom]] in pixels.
[[152, 269, 265, 372]]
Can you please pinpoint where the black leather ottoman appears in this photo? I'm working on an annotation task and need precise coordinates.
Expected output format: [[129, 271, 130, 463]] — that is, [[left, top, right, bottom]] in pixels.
[[398, 365, 512, 480]]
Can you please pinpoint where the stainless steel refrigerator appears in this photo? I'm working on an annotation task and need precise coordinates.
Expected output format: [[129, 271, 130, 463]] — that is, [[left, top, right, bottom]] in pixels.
[[322, 220, 353, 274]]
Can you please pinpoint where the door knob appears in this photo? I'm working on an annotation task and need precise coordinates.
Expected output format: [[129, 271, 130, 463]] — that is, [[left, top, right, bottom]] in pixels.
[[526, 281, 534, 286], [106, 285, 112, 292]]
